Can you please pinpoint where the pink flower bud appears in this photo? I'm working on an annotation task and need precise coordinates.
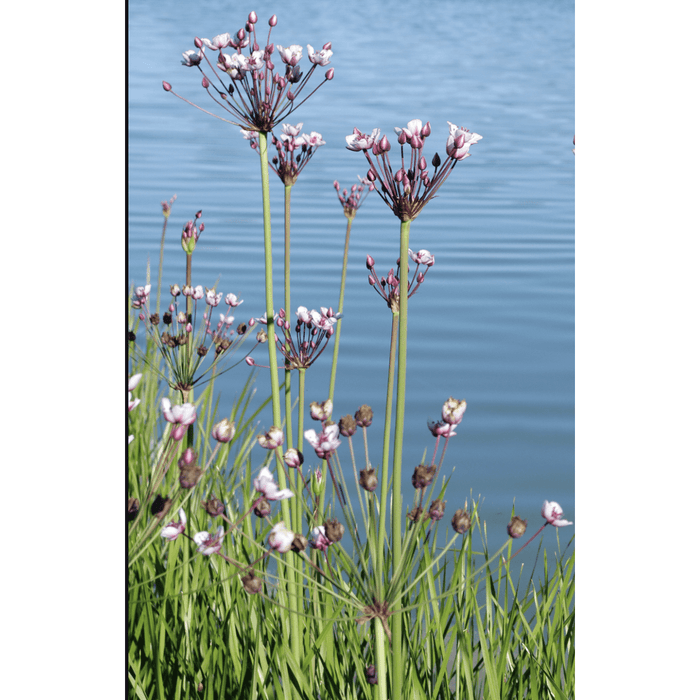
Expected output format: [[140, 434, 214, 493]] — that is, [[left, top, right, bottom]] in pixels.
[[325, 68, 334, 80], [248, 11, 258, 23], [269, 15, 277, 26], [194, 37, 203, 48], [366, 255, 375, 269], [323, 42, 332, 50], [172, 424, 187, 441], [162, 81, 172, 91], [202, 76, 210, 88]]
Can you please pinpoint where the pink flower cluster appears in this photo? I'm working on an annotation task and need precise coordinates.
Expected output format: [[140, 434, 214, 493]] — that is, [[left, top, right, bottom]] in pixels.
[[366, 248, 435, 312], [333, 176, 374, 219], [346, 119, 482, 222], [165, 12, 334, 133]]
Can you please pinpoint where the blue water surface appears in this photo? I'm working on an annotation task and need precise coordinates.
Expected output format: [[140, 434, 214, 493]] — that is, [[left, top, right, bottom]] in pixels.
[[129, 0, 575, 569]]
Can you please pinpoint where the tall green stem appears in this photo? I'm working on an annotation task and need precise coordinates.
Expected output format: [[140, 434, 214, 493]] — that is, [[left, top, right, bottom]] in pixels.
[[257, 132, 299, 661], [374, 617, 389, 700], [328, 216, 353, 406], [390, 219, 411, 697], [284, 184, 294, 449], [377, 312, 399, 591]]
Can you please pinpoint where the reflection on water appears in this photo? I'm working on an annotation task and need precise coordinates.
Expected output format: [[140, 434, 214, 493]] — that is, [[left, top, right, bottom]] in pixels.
[[129, 0, 574, 568]]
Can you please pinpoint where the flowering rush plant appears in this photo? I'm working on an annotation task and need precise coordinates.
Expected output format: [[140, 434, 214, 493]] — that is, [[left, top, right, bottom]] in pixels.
[[128, 10, 574, 700]]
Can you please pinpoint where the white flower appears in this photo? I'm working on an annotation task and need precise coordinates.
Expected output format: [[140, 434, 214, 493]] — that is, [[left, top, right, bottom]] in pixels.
[[277, 44, 303, 66], [307, 44, 333, 66], [253, 467, 294, 500], [345, 127, 381, 152], [193, 526, 224, 555], [541, 501, 573, 527], [181, 49, 204, 66], [202, 33, 231, 51], [225, 293, 243, 307], [304, 424, 341, 460], [408, 249, 435, 266], [446, 121, 482, 161], [394, 119, 423, 139], [161, 508, 187, 540], [161, 398, 197, 426], [268, 522, 295, 553]]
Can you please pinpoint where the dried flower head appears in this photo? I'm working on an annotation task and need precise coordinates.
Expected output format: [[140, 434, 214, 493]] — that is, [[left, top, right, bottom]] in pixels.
[[359, 467, 378, 492], [411, 464, 437, 490], [338, 414, 357, 437], [507, 515, 528, 538], [451, 508, 472, 534], [354, 404, 374, 427], [323, 518, 345, 543], [241, 571, 263, 595], [201, 496, 226, 517], [427, 499, 446, 521]]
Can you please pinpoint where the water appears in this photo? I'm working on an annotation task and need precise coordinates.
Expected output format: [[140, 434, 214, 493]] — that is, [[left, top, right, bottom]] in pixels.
[[128, 0, 575, 571]]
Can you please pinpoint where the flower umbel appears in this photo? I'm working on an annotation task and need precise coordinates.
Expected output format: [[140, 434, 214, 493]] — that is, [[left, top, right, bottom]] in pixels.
[[164, 13, 334, 134], [244, 123, 325, 186], [366, 249, 435, 312], [333, 176, 374, 220], [346, 119, 482, 222]]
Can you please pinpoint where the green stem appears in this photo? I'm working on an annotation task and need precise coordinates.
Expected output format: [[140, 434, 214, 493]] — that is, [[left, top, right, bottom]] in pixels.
[[390, 219, 411, 698], [374, 617, 389, 700], [284, 184, 294, 449], [377, 312, 399, 591], [328, 216, 353, 407]]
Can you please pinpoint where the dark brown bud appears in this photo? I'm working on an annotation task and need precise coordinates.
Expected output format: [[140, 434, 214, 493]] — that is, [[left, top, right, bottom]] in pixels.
[[254, 497, 272, 518], [411, 464, 436, 490], [359, 467, 378, 492], [427, 499, 446, 521], [507, 515, 528, 539], [179, 465, 203, 489], [149, 313, 160, 325], [366, 665, 378, 685], [451, 509, 472, 534], [354, 404, 374, 427], [151, 495, 172, 519], [127, 497, 140, 522], [163, 312, 172, 325], [197, 344, 208, 357], [237, 323, 247, 335], [201, 496, 225, 517], [432, 153, 441, 168], [338, 414, 357, 437], [128, 330, 136, 342], [291, 534, 308, 553], [241, 571, 262, 595], [407, 506, 424, 522], [324, 518, 345, 543]]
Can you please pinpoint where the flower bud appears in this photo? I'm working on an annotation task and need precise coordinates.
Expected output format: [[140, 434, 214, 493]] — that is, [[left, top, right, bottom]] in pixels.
[[269, 15, 277, 26], [201, 497, 225, 517], [323, 518, 344, 543], [354, 404, 374, 427], [163, 81, 172, 91], [248, 11, 257, 23], [241, 571, 262, 595], [284, 448, 304, 469], [507, 515, 528, 539], [366, 255, 375, 269], [211, 418, 236, 443], [411, 464, 436, 489], [359, 467, 378, 492], [325, 67, 334, 80], [254, 497, 272, 518], [179, 465, 203, 489], [427, 499, 446, 521], [291, 534, 308, 553], [177, 448, 197, 469], [338, 414, 357, 437], [451, 509, 472, 534], [311, 467, 324, 496]]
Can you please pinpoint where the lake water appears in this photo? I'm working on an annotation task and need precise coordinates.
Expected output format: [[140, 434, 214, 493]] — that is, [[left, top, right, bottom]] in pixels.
[[129, 0, 575, 572]]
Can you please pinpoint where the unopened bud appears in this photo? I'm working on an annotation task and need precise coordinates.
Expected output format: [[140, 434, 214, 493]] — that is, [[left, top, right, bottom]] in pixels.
[[268, 15, 277, 26], [451, 509, 472, 534], [338, 414, 357, 437], [325, 67, 334, 80], [254, 497, 272, 518], [248, 11, 258, 23], [354, 404, 374, 427], [507, 515, 528, 539], [163, 81, 172, 91], [241, 571, 263, 595], [178, 448, 197, 468], [201, 497, 225, 517], [359, 467, 378, 492], [291, 534, 308, 553], [427, 499, 446, 521], [323, 518, 344, 543]]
